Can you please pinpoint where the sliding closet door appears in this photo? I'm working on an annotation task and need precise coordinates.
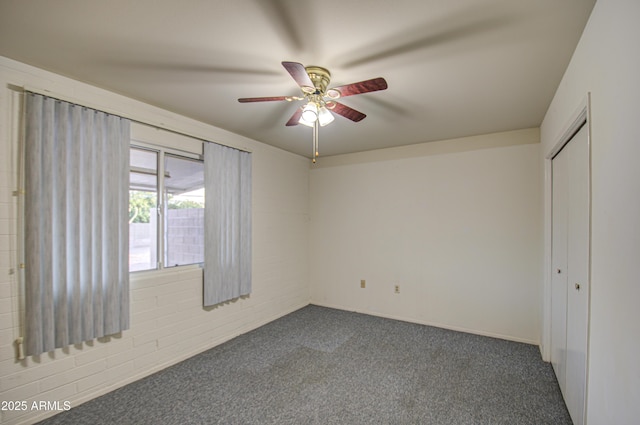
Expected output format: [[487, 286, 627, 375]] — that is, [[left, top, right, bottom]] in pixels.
[[551, 124, 589, 425], [551, 143, 568, 392], [564, 124, 589, 425]]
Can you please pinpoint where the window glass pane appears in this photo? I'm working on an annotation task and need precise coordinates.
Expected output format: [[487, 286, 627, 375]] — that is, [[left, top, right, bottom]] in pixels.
[[129, 148, 158, 271], [164, 154, 205, 267]]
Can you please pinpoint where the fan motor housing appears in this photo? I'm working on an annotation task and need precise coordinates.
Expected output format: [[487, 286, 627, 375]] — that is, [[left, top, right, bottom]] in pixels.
[[305, 66, 331, 94]]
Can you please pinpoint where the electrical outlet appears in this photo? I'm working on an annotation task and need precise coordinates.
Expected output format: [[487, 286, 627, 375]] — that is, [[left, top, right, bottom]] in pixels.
[[394, 284, 400, 294], [361, 279, 366, 288]]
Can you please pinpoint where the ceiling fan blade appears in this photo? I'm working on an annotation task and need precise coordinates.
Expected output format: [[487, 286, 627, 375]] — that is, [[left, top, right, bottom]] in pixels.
[[285, 107, 303, 126], [328, 102, 366, 122], [327, 77, 388, 98], [238, 96, 290, 103], [282, 61, 315, 92]]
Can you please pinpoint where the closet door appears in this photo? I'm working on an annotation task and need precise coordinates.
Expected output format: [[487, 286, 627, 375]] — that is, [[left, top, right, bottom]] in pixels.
[[551, 142, 568, 392], [564, 124, 589, 425], [551, 124, 589, 425]]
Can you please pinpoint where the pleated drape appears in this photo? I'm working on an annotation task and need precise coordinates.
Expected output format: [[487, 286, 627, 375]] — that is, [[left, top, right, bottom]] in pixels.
[[203, 142, 252, 307], [24, 93, 130, 356]]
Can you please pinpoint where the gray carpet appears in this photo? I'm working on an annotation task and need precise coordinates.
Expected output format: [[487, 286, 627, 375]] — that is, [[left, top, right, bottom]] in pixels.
[[37, 305, 572, 425]]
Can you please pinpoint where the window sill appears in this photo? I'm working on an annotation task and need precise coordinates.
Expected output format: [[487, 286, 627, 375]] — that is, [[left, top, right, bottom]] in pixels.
[[129, 263, 203, 279]]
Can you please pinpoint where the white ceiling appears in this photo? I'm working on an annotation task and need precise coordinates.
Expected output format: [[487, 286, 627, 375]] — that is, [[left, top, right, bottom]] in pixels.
[[0, 0, 596, 158]]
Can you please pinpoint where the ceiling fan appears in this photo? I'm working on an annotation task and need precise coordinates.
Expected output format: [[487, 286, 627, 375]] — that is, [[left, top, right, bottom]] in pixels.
[[238, 61, 388, 161]]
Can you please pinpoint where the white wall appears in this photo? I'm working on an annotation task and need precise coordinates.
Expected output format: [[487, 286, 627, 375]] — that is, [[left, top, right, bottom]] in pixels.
[[540, 0, 640, 423], [309, 129, 542, 344], [0, 56, 310, 425]]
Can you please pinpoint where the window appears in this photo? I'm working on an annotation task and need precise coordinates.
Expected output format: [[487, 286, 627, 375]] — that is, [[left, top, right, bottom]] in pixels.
[[129, 148, 158, 271], [129, 145, 204, 272], [164, 154, 205, 267], [127, 126, 251, 306]]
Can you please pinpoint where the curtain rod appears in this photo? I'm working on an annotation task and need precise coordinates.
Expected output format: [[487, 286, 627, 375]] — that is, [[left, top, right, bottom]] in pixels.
[[17, 85, 252, 153]]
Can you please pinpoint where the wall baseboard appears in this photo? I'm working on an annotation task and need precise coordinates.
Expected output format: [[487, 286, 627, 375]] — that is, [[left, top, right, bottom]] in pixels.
[[310, 301, 540, 347]]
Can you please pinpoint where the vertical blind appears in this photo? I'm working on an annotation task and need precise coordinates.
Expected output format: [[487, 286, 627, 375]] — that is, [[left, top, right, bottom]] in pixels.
[[203, 142, 252, 307], [24, 93, 130, 356]]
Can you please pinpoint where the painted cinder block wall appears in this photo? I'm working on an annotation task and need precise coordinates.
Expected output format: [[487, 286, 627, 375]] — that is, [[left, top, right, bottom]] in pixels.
[[0, 56, 311, 425], [165, 209, 205, 267]]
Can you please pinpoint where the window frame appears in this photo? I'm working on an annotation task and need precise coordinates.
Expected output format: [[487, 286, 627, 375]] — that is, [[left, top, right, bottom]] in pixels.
[[129, 140, 204, 274]]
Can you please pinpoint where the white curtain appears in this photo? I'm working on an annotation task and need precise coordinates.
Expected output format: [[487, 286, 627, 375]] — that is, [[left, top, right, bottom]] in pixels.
[[203, 142, 251, 307], [24, 93, 130, 356]]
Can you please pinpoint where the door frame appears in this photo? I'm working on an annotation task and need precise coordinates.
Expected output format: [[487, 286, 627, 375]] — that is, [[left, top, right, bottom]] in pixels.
[[542, 92, 592, 422]]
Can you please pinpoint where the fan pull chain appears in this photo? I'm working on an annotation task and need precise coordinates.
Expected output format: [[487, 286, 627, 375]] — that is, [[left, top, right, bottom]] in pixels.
[[311, 120, 319, 163], [312, 122, 316, 163], [314, 121, 319, 159]]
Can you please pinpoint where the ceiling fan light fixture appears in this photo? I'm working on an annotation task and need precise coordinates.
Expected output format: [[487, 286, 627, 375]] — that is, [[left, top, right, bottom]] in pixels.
[[318, 106, 335, 126], [299, 116, 315, 127], [301, 102, 318, 124]]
